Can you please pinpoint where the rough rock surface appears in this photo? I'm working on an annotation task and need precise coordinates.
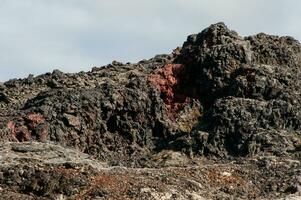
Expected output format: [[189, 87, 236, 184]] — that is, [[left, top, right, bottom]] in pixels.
[[0, 22, 300, 199]]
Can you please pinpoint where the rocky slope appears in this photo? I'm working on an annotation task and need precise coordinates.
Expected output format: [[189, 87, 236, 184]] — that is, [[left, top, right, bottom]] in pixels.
[[0, 22, 300, 199]]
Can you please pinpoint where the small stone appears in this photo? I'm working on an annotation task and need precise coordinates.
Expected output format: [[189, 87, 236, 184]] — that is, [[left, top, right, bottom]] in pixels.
[[221, 172, 232, 177], [0, 92, 10, 103], [46, 79, 61, 88], [52, 69, 64, 77], [63, 114, 81, 130]]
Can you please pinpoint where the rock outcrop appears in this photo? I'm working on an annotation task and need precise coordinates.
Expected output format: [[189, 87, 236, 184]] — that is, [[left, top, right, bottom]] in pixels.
[[0, 23, 300, 199]]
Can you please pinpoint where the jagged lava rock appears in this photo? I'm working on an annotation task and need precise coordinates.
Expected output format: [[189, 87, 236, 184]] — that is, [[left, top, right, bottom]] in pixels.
[[0, 22, 300, 199]]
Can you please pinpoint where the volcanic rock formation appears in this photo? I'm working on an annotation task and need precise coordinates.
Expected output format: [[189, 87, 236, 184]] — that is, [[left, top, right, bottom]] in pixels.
[[0, 22, 300, 199]]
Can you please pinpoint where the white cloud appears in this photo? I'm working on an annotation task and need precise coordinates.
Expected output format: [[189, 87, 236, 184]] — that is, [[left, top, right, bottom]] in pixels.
[[0, 0, 300, 81]]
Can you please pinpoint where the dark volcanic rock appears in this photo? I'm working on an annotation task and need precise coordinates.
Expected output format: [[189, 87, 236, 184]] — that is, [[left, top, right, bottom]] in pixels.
[[0, 92, 9, 104], [172, 22, 301, 159], [0, 23, 300, 199]]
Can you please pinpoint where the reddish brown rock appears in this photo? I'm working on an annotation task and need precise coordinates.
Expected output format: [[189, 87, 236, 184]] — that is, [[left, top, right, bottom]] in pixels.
[[148, 64, 190, 117]]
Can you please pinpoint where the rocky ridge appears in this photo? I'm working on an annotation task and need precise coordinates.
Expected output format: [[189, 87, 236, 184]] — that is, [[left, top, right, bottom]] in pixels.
[[0, 22, 300, 199]]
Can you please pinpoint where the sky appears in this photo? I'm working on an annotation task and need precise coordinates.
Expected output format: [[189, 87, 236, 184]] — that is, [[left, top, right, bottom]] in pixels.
[[0, 0, 300, 81]]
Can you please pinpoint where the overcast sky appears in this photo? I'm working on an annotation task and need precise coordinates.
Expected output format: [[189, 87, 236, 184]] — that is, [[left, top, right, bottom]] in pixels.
[[0, 0, 300, 81]]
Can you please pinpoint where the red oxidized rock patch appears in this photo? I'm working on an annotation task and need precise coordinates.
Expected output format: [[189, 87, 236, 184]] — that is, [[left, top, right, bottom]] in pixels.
[[7, 113, 48, 142], [148, 64, 190, 117], [26, 113, 45, 124]]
